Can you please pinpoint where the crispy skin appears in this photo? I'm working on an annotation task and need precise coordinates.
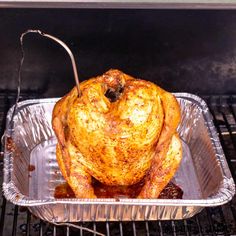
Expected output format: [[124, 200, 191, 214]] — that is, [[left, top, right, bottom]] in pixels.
[[138, 133, 182, 198], [52, 69, 182, 198], [56, 144, 95, 198]]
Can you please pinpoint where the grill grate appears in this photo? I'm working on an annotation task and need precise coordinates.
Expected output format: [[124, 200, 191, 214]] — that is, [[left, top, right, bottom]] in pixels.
[[0, 94, 236, 236]]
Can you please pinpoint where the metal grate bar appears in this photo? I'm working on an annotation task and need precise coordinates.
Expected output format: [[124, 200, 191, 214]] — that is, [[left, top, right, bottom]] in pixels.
[[53, 225, 56, 236], [207, 207, 230, 235], [158, 221, 163, 236], [66, 226, 70, 236], [26, 210, 31, 236], [145, 221, 150, 236], [132, 221, 137, 236], [0, 197, 6, 236], [229, 96, 236, 128], [0, 97, 8, 140], [171, 221, 177, 236], [205, 208, 217, 236], [93, 222, 97, 236], [195, 215, 203, 236], [183, 220, 190, 236], [39, 220, 43, 236], [106, 221, 110, 236], [216, 206, 230, 236], [80, 224, 83, 236], [221, 111, 236, 153], [11, 205, 19, 236], [119, 222, 123, 236]]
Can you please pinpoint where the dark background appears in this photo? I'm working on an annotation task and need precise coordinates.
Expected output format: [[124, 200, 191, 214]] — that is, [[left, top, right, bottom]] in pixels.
[[1, 9, 236, 97]]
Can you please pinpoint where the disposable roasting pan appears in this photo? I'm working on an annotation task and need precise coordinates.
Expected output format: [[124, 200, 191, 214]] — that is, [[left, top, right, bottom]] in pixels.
[[3, 93, 235, 222]]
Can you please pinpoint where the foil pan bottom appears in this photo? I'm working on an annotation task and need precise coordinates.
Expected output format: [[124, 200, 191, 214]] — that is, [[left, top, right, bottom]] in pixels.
[[29, 138, 201, 201], [27, 138, 204, 221]]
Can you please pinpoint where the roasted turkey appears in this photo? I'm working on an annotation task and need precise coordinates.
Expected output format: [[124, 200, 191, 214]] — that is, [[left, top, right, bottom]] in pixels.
[[52, 69, 182, 198]]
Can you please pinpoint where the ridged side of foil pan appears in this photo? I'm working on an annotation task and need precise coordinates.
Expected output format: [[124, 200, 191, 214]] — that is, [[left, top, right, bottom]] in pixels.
[[3, 93, 235, 221]]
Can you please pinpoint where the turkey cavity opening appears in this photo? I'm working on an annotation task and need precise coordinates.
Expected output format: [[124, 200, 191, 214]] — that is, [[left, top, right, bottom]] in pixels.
[[105, 85, 124, 102]]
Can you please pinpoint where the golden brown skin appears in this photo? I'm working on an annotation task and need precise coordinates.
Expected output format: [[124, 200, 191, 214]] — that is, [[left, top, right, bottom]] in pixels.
[[52, 69, 182, 198]]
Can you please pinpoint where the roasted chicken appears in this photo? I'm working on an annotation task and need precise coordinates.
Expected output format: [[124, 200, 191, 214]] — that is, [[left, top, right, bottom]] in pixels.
[[52, 69, 182, 198]]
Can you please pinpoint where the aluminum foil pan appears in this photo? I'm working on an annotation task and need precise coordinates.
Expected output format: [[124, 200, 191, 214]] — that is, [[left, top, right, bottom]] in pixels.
[[3, 93, 235, 222]]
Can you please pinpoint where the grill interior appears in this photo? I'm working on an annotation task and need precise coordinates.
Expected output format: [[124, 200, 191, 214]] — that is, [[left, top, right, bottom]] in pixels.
[[0, 93, 236, 235], [1, 8, 236, 236]]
